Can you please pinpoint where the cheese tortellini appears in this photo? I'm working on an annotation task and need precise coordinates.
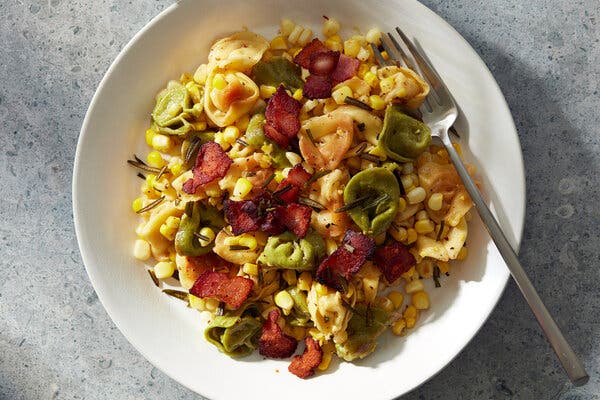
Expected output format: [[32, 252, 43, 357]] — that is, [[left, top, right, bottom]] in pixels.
[[208, 31, 269, 72], [377, 66, 430, 109], [204, 69, 259, 127]]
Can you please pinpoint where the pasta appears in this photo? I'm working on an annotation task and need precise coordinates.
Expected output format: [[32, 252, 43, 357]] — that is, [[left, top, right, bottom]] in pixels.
[[129, 17, 476, 379]]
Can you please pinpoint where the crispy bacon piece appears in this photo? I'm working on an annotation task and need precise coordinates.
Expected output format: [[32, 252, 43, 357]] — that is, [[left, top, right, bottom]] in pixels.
[[309, 50, 340, 76], [189, 271, 253, 309], [274, 164, 312, 203], [331, 54, 361, 84], [264, 85, 301, 148], [183, 141, 232, 194], [316, 230, 375, 292], [374, 242, 416, 284], [288, 338, 323, 379], [187, 252, 233, 274], [259, 309, 298, 358], [281, 203, 312, 238], [293, 38, 329, 69], [303, 74, 334, 99], [224, 194, 285, 236]]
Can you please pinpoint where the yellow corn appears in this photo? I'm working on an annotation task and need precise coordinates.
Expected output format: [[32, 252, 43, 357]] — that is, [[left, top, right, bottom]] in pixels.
[[392, 318, 406, 336], [324, 34, 343, 51], [280, 18, 295, 37], [188, 294, 205, 310], [214, 131, 230, 151], [415, 210, 429, 221], [205, 298, 220, 312], [369, 94, 386, 111], [145, 128, 157, 146], [223, 126, 240, 144], [238, 234, 257, 251], [428, 193, 444, 211], [401, 266, 415, 281], [270, 35, 288, 50], [282, 269, 297, 286], [378, 296, 395, 312], [363, 71, 378, 87], [325, 238, 338, 255], [151, 134, 172, 152], [407, 186, 426, 204], [379, 76, 395, 93], [198, 227, 215, 247], [260, 84, 277, 99], [233, 177, 253, 199], [343, 39, 361, 58], [204, 181, 222, 198], [322, 18, 340, 37], [212, 73, 227, 90], [274, 170, 284, 183], [132, 197, 144, 213], [169, 161, 183, 177], [456, 247, 468, 260], [389, 225, 407, 242], [412, 291, 430, 310], [235, 114, 250, 131], [242, 263, 258, 276], [292, 88, 303, 101], [332, 85, 353, 105], [405, 317, 417, 328], [133, 239, 151, 260], [398, 197, 407, 212], [274, 290, 294, 315], [159, 216, 180, 241], [317, 341, 335, 371], [406, 228, 417, 244], [388, 291, 404, 309], [315, 282, 329, 296], [357, 63, 370, 78], [415, 219, 435, 234], [297, 271, 312, 291], [405, 279, 424, 294], [146, 151, 165, 168], [404, 304, 418, 319], [154, 261, 175, 279], [365, 28, 382, 44]]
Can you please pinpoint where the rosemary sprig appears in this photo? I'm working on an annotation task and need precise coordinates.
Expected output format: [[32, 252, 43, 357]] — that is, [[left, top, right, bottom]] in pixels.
[[148, 270, 159, 287], [127, 156, 162, 173], [272, 184, 293, 198], [185, 138, 201, 166], [229, 245, 250, 251], [162, 289, 189, 302], [362, 193, 390, 211], [393, 169, 406, 196], [305, 128, 316, 147], [236, 138, 248, 147], [433, 265, 442, 288], [155, 164, 168, 181], [136, 196, 165, 214], [298, 196, 325, 211], [261, 173, 275, 189], [344, 96, 373, 111], [436, 220, 445, 241], [335, 195, 370, 213], [359, 152, 381, 163], [304, 169, 331, 188], [137, 172, 146, 180], [194, 232, 210, 243]]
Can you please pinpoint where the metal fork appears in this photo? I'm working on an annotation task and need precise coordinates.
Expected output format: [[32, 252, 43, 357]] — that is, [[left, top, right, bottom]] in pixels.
[[371, 28, 588, 386]]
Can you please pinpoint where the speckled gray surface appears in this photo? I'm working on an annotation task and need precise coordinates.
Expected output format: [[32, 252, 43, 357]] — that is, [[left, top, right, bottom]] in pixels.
[[0, 0, 598, 399]]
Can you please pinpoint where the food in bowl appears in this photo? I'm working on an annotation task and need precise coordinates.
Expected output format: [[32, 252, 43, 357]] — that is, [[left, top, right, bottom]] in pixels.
[[129, 17, 473, 379]]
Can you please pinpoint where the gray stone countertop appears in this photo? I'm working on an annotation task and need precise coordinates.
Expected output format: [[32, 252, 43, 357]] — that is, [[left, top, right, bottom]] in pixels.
[[0, 0, 598, 399]]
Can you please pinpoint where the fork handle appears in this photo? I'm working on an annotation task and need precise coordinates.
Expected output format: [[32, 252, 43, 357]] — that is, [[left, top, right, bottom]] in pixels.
[[439, 134, 589, 386]]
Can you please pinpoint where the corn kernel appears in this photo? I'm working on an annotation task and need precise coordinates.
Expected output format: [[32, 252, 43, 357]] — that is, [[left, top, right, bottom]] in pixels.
[[297, 271, 312, 291], [343, 39, 361, 58], [212, 73, 227, 90], [427, 192, 444, 211], [315, 282, 329, 296], [238, 234, 257, 251], [145, 128, 156, 146], [292, 88, 303, 101], [274, 290, 294, 315], [415, 219, 435, 234], [378, 297, 395, 312], [159, 216, 180, 241], [388, 291, 404, 309], [456, 247, 468, 260], [169, 161, 183, 177], [324, 34, 343, 51], [405, 317, 417, 328], [282, 269, 297, 286], [390, 225, 407, 242], [146, 151, 165, 168], [205, 298, 220, 312], [133, 239, 151, 260], [232, 177, 253, 199], [332, 85, 353, 105], [415, 210, 428, 221], [325, 238, 338, 255], [288, 24, 304, 44], [358, 63, 370, 78], [189, 294, 205, 310], [193, 63, 209, 85], [280, 18, 295, 37], [400, 174, 413, 191], [401, 266, 415, 281], [235, 114, 250, 132], [365, 28, 382, 44], [151, 134, 172, 152], [214, 131, 230, 151], [405, 279, 424, 294], [204, 181, 222, 197], [392, 318, 406, 336], [412, 291, 430, 310], [322, 17, 340, 37], [398, 197, 407, 212], [270, 35, 288, 50], [369, 94, 386, 111], [363, 71, 378, 87], [274, 170, 284, 183], [404, 304, 418, 319], [407, 186, 426, 204], [406, 228, 417, 244], [297, 28, 313, 46], [260, 84, 277, 99], [154, 261, 175, 279], [198, 227, 215, 247], [379, 76, 395, 93], [285, 151, 302, 166], [132, 197, 144, 213], [318, 341, 334, 371]]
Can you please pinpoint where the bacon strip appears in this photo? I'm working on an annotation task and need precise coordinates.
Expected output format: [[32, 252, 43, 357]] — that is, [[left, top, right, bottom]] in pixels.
[[259, 309, 298, 358], [189, 271, 253, 309], [293, 38, 329, 69], [264, 85, 301, 148], [288, 338, 323, 379], [374, 242, 416, 284], [309, 51, 339, 76], [224, 194, 285, 236], [302, 74, 335, 100], [331, 54, 361, 84], [281, 203, 312, 238], [183, 141, 232, 194], [315, 230, 375, 292], [274, 164, 311, 203]]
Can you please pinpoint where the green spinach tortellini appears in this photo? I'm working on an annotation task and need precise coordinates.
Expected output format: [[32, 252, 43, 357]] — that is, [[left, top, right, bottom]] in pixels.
[[151, 80, 204, 136], [204, 305, 262, 357], [377, 104, 431, 162], [343, 167, 400, 236], [335, 304, 392, 361], [244, 113, 290, 168], [175, 201, 225, 257], [257, 231, 325, 271]]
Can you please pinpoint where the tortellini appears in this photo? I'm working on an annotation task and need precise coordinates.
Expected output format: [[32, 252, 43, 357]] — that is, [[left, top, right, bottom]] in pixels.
[[204, 304, 262, 357], [208, 31, 269, 72], [330, 105, 382, 146], [377, 66, 430, 109], [334, 304, 391, 361], [257, 231, 325, 271], [151, 80, 204, 135], [415, 217, 468, 261], [136, 201, 184, 258], [204, 69, 259, 127], [307, 283, 351, 342]]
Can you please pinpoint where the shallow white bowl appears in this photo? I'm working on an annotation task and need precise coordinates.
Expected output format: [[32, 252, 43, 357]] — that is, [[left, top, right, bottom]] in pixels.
[[73, 0, 525, 398]]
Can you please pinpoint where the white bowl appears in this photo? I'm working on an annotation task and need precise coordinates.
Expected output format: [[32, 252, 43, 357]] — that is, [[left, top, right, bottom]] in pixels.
[[73, 0, 525, 399]]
